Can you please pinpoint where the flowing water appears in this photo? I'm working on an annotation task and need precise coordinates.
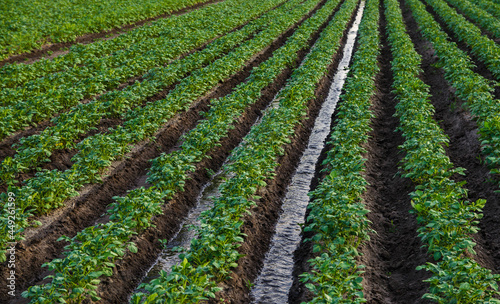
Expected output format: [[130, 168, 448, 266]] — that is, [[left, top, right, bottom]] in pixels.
[[250, 3, 365, 302], [131, 168, 227, 295]]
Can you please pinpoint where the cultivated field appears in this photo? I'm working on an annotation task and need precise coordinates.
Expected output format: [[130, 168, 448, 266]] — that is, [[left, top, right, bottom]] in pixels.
[[1, 0, 500, 303]]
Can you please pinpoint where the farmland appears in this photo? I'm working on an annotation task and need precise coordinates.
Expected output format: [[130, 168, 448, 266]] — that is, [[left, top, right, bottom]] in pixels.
[[1, 0, 500, 303]]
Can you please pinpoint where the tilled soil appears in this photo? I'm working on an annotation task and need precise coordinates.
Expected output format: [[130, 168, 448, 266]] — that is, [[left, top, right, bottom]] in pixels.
[[400, 0, 500, 276]]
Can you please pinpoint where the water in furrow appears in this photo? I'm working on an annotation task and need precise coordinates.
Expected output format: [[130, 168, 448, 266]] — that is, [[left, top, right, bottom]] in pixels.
[[249, 3, 365, 302]]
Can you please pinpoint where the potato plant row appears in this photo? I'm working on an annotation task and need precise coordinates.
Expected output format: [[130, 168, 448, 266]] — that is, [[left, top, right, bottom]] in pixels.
[[467, 0, 500, 19], [21, 0, 344, 302], [0, 0, 232, 88], [470, 0, 500, 18], [299, 0, 379, 302], [0, 0, 265, 104], [385, 0, 500, 301], [405, 0, 500, 200], [0, 0, 287, 140], [0, 0, 212, 60], [0, 0, 321, 263], [0, 0, 301, 186], [420, 0, 500, 79], [131, 0, 359, 302], [443, 0, 500, 39], [301, 0, 380, 303]]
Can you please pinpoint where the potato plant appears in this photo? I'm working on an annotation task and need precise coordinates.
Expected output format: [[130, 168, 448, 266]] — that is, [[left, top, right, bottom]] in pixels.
[[385, 0, 500, 300], [0, 0, 286, 140], [300, 0, 380, 301]]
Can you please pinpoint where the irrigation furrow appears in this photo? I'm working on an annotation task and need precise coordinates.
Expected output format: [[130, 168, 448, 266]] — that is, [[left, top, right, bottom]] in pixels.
[[249, 2, 364, 302], [132, 168, 228, 294]]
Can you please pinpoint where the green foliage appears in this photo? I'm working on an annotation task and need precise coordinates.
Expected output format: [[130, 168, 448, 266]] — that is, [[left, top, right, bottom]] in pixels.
[[20, 0, 338, 301], [467, 0, 500, 20], [0, 0, 293, 264], [0, 0, 211, 60], [131, 0, 360, 301], [404, 0, 500, 194], [385, 0, 500, 301], [0, 0, 282, 140], [299, 0, 380, 301], [422, 0, 500, 79]]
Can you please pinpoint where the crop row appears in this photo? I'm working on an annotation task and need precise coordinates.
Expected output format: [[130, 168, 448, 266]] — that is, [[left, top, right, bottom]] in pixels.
[[385, 0, 500, 301], [443, 0, 500, 39], [467, 0, 500, 20], [1, 0, 244, 104], [0, 0, 300, 186], [0, 0, 287, 140], [299, 0, 379, 302], [0, 0, 227, 88], [0, 0, 212, 60], [131, 0, 359, 302], [406, 0, 500, 201], [21, 0, 339, 302], [0, 0, 320, 263], [420, 0, 500, 80]]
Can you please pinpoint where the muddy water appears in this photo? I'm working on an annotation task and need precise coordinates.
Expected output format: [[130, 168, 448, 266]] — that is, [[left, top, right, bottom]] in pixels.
[[249, 3, 365, 303], [130, 168, 228, 295]]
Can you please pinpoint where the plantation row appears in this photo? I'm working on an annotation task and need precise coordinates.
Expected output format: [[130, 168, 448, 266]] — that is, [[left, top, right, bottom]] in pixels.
[[0, 0, 298, 262], [298, 0, 500, 300], [0, 0, 290, 140], [386, 0, 499, 301], [21, 0, 337, 301], [0, 0, 213, 61], [423, 0, 500, 80], [300, 0, 379, 300], [405, 0, 500, 202], [1, 0, 500, 302]]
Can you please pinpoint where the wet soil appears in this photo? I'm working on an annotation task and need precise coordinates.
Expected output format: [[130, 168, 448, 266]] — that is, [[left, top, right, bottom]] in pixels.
[[250, 2, 365, 302], [211, 3, 362, 304], [290, 2, 432, 303]]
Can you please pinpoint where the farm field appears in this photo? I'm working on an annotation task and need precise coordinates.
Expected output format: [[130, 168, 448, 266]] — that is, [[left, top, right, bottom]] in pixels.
[[1, 0, 500, 303]]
